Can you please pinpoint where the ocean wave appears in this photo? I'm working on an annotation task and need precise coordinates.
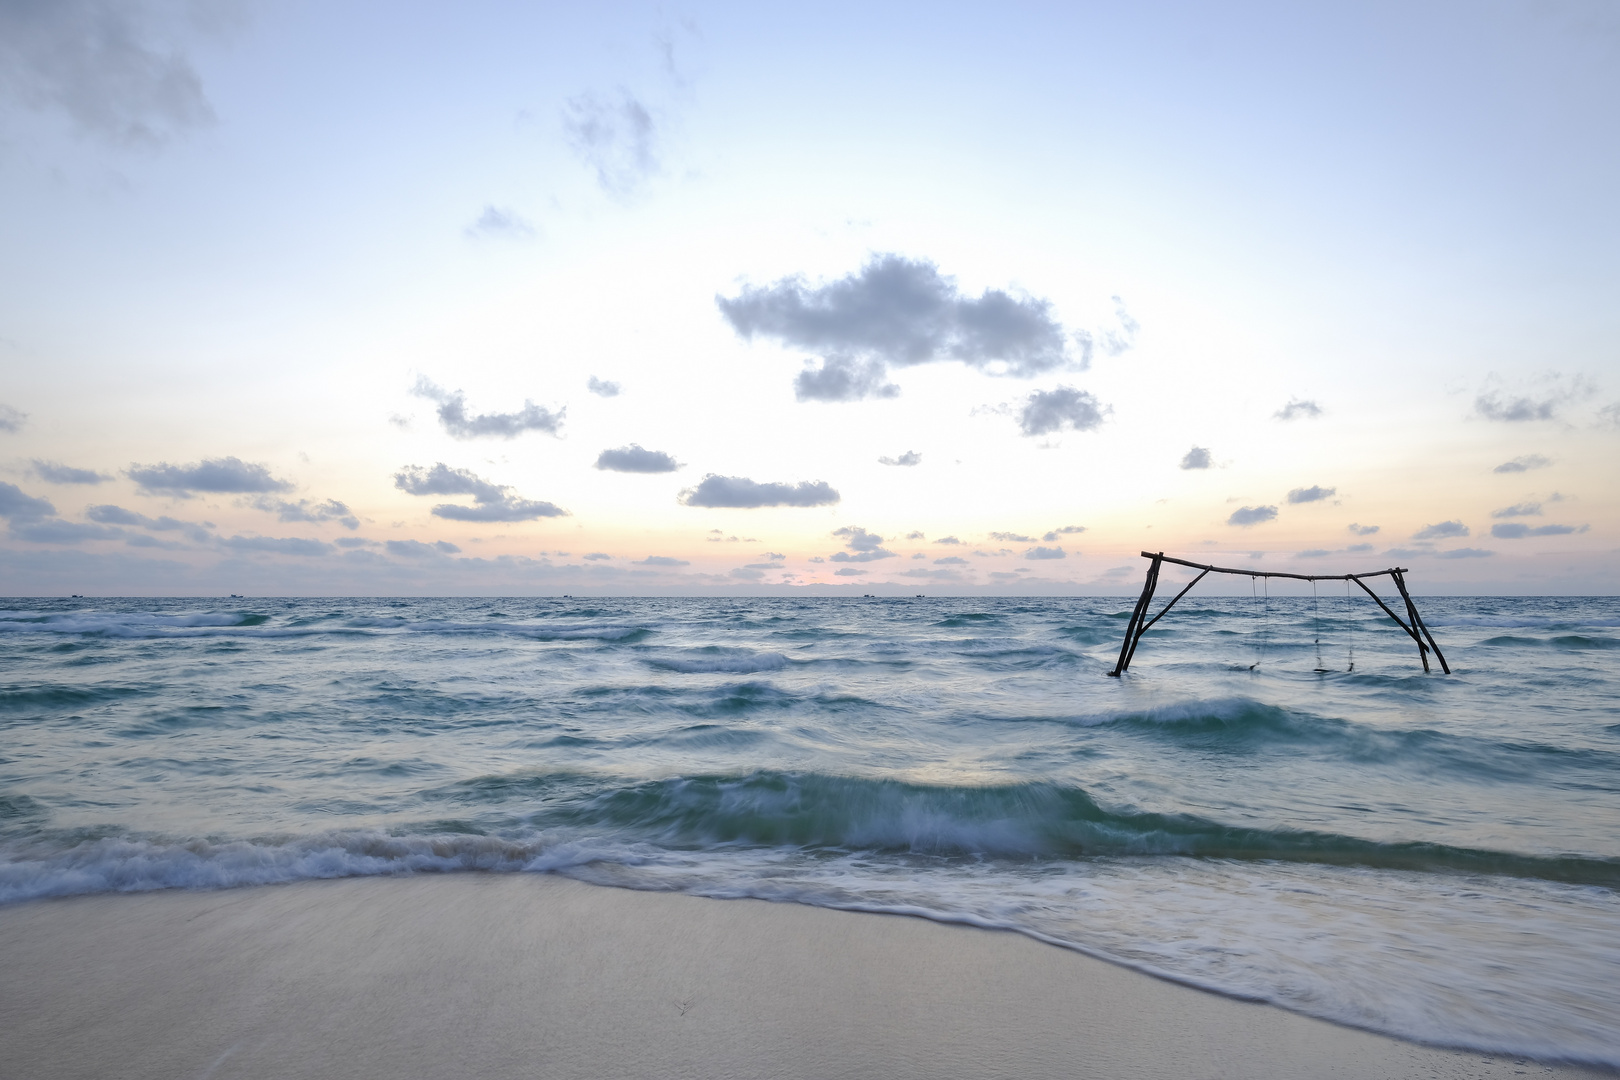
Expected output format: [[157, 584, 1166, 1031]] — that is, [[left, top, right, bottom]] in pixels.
[[0, 611, 651, 643], [643, 649, 789, 674]]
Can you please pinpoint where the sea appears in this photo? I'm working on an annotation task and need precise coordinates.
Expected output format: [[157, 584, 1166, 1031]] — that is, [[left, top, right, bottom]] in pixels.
[[2, 593, 1617, 1065]]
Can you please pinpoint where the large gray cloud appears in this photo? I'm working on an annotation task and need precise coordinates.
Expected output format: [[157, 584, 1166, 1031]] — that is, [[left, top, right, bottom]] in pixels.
[[563, 90, 658, 197], [1228, 505, 1278, 526], [678, 475, 840, 509], [718, 254, 1076, 401], [411, 377, 564, 440], [0, 482, 55, 519], [393, 463, 568, 522], [128, 456, 293, 497], [1018, 386, 1106, 436], [31, 460, 110, 484], [1287, 485, 1336, 504], [595, 445, 681, 473], [0, 0, 226, 147]]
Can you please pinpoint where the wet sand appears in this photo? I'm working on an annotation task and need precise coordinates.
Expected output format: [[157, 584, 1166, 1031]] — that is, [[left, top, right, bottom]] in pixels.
[[0, 874, 1609, 1079]]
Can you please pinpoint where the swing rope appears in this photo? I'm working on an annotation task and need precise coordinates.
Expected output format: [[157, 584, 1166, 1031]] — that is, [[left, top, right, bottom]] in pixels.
[[1312, 580, 1328, 673], [1344, 578, 1356, 672], [1249, 574, 1269, 671]]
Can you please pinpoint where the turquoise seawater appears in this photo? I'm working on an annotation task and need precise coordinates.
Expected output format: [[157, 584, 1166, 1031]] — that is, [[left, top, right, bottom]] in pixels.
[[2, 595, 1617, 1063]]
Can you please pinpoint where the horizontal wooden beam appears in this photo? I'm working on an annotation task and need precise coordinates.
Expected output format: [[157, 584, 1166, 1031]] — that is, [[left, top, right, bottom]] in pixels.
[[1139, 552, 1403, 583]]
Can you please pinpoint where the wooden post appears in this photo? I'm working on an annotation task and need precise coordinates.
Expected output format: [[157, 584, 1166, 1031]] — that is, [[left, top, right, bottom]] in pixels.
[[1108, 553, 1162, 676], [1392, 571, 1449, 674], [1388, 571, 1431, 673]]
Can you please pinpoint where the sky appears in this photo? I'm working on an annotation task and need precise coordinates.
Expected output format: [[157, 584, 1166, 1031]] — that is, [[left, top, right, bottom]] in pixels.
[[1, 0, 1617, 596]]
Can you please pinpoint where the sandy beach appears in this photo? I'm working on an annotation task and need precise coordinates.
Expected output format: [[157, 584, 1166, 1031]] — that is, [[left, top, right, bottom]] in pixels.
[[0, 874, 1608, 1080]]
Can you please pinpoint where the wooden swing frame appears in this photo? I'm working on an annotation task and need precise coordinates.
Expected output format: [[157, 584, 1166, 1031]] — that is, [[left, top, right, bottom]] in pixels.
[[1107, 551, 1450, 676]]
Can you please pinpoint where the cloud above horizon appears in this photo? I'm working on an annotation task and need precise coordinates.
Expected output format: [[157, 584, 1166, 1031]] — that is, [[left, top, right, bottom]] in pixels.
[[1287, 485, 1336, 504], [1018, 386, 1107, 436], [411, 377, 564, 440], [464, 205, 536, 240], [1228, 505, 1278, 526], [677, 475, 840, 508], [1275, 398, 1324, 421], [0, 404, 25, 432], [829, 525, 895, 563], [563, 90, 659, 197], [31, 460, 110, 484], [587, 376, 621, 398], [717, 254, 1076, 401], [393, 463, 568, 522], [128, 457, 293, 498], [878, 450, 921, 467], [1412, 520, 1469, 540], [595, 444, 681, 473], [1493, 454, 1552, 473], [252, 497, 359, 530], [1180, 446, 1212, 470]]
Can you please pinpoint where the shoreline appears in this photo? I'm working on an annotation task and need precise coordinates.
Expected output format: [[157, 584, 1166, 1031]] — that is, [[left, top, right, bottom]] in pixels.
[[0, 873, 1612, 1080]]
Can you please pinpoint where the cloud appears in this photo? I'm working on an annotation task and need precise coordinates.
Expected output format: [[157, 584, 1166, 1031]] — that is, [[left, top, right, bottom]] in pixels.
[[833, 567, 867, 577], [563, 90, 658, 196], [1493, 454, 1552, 473], [30, 460, 110, 484], [10, 518, 123, 544], [1019, 386, 1107, 436], [464, 205, 535, 240], [1042, 525, 1085, 541], [1180, 446, 1212, 470], [587, 376, 621, 398], [85, 504, 211, 542], [385, 539, 460, 558], [393, 463, 568, 522], [678, 475, 840, 508], [411, 377, 563, 440], [0, 0, 223, 147], [934, 556, 967, 565], [334, 537, 376, 549], [989, 531, 1035, 543], [743, 562, 783, 570], [128, 456, 293, 497], [637, 555, 690, 566], [1491, 522, 1585, 539], [1274, 398, 1323, 421], [1413, 520, 1469, 540], [1025, 546, 1066, 560], [829, 525, 895, 562], [761, 552, 786, 561], [718, 254, 1075, 401], [0, 482, 55, 519], [1347, 523, 1380, 535], [1436, 547, 1495, 559], [934, 536, 962, 545], [583, 552, 613, 561], [1491, 502, 1542, 518], [253, 497, 358, 529], [0, 404, 25, 432], [878, 450, 922, 467], [1296, 549, 1333, 558], [794, 357, 899, 402], [595, 444, 681, 473], [1476, 394, 1556, 422], [220, 535, 330, 557], [1287, 485, 1336, 504], [1098, 296, 1139, 357], [1227, 505, 1278, 527]]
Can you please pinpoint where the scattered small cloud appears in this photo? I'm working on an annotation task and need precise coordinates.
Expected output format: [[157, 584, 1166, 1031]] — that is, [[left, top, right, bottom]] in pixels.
[[934, 536, 961, 545], [86, 504, 211, 542], [990, 531, 1035, 543], [636, 555, 689, 566], [1098, 296, 1139, 357], [1347, 542, 1374, 553], [1437, 547, 1495, 559], [833, 567, 866, 576], [128, 457, 293, 498], [1025, 545, 1066, 560], [829, 525, 895, 562], [1494, 454, 1552, 473], [386, 539, 460, 559], [1296, 549, 1333, 558], [1491, 522, 1585, 539], [464, 205, 536, 240], [1474, 374, 1594, 423], [1180, 446, 1212, 470], [1274, 398, 1323, 421], [595, 444, 681, 473], [221, 535, 331, 557], [743, 562, 783, 570], [30, 460, 109, 484], [563, 90, 659, 197], [0, 404, 26, 432], [760, 551, 786, 561], [718, 254, 1077, 402], [334, 537, 376, 549], [678, 475, 840, 508], [1042, 525, 1085, 542], [1413, 520, 1469, 540], [878, 450, 922, 467], [1287, 485, 1336, 504], [252, 497, 358, 529], [411, 377, 563, 440], [1491, 502, 1542, 518], [587, 376, 621, 398], [1347, 523, 1380, 536], [935, 556, 967, 565], [1019, 386, 1107, 437], [393, 463, 567, 522], [1227, 505, 1278, 527], [10, 518, 123, 544], [583, 552, 613, 560]]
